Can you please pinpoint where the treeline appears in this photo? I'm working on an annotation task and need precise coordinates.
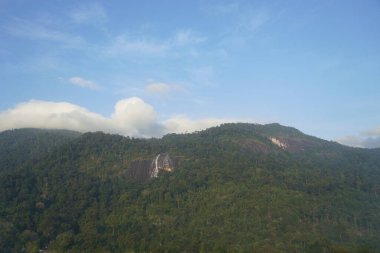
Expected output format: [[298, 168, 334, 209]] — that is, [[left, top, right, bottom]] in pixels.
[[0, 124, 380, 252]]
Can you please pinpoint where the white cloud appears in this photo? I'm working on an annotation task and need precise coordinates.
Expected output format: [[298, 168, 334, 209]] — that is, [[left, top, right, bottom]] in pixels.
[[337, 126, 380, 148], [204, 3, 274, 52], [164, 116, 231, 134], [0, 100, 109, 133], [105, 30, 206, 57], [105, 35, 169, 56], [5, 18, 85, 47], [363, 137, 380, 148], [364, 126, 380, 137], [145, 82, 183, 96], [239, 8, 271, 33], [204, 2, 272, 33], [337, 135, 380, 149], [69, 2, 107, 25], [221, 8, 272, 50], [336, 136, 364, 148], [69, 77, 100, 90], [111, 98, 162, 137], [173, 30, 206, 46], [0, 98, 231, 138]]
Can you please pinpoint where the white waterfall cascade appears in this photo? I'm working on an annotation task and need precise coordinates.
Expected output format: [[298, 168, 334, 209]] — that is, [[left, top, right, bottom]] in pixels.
[[151, 154, 161, 178]]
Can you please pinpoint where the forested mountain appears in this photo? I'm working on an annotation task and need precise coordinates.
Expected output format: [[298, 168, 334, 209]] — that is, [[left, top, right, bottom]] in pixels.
[[0, 128, 81, 174], [1, 123, 380, 253]]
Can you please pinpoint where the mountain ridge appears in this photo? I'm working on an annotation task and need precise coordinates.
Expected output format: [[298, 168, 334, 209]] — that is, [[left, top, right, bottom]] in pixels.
[[0, 122, 373, 151], [1, 123, 380, 252]]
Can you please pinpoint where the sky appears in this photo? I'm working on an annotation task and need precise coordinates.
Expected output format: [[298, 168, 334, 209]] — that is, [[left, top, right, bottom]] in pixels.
[[0, 0, 380, 147]]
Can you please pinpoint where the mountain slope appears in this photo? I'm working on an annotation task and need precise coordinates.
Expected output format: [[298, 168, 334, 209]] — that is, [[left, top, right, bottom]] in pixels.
[[1, 123, 380, 252], [0, 128, 81, 174]]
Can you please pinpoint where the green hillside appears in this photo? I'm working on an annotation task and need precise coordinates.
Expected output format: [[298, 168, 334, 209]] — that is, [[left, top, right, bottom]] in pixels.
[[1, 124, 380, 252], [0, 128, 82, 174]]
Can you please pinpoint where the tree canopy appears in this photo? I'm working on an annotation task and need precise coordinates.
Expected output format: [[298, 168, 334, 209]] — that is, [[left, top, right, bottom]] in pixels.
[[1, 124, 380, 252]]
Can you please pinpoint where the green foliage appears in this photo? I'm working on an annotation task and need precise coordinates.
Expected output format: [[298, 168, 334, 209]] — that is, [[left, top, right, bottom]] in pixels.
[[1, 125, 380, 252], [0, 128, 81, 175]]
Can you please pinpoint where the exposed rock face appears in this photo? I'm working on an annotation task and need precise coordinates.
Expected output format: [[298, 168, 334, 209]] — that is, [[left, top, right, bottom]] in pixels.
[[150, 153, 174, 178], [269, 137, 288, 149], [125, 159, 152, 182], [126, 153, 177, 182]]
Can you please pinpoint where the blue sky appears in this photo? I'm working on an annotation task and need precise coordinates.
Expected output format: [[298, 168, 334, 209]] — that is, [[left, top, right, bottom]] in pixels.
[[1, 0, 380, 147]]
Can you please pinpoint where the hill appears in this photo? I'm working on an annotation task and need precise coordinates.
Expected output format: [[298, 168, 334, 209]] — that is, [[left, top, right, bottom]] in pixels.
[[0, 128, 81, 174], [1, 124, 380, 252]]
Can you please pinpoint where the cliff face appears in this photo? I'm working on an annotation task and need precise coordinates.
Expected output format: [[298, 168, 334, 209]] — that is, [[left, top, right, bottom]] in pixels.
[[126, 153, 177, 182]]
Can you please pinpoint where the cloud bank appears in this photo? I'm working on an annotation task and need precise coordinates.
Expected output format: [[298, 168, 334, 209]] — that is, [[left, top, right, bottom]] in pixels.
[[2, 99, 379, 148], [337, 127, 380, 149], [0, 98, 228, 138], [337, 136, 380, 149]]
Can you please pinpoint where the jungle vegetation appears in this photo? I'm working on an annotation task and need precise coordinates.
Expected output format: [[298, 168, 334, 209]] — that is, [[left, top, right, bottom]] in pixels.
[[1, 123, 380, 252]]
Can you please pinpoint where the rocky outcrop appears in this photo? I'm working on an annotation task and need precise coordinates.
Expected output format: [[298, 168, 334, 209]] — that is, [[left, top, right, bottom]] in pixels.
[[269, 137, 288, 149], [126, 153, 177, 182]]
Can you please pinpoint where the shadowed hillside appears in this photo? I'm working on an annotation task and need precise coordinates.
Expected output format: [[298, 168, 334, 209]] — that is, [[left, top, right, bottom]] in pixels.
[[0, 128, 81, 174]]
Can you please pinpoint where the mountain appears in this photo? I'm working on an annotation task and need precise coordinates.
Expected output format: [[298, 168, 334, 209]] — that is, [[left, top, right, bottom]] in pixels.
[[0, 128, 81, 174], [1, 124, 380, 253]]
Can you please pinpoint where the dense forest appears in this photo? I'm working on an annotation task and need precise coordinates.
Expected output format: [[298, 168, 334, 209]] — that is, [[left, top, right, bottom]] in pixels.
[[1, 123, 380, 252]]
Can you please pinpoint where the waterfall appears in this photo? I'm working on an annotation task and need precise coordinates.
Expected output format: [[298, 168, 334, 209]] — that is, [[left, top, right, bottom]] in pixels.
[[152, 154, 161, 178]]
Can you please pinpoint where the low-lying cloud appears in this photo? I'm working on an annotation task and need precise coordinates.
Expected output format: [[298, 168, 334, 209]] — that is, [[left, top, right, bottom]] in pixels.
[[3, 98, 378, 148], [0, 98, 228, 138], [164, 116, 229, 134], [337, 128, 380, 149]]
